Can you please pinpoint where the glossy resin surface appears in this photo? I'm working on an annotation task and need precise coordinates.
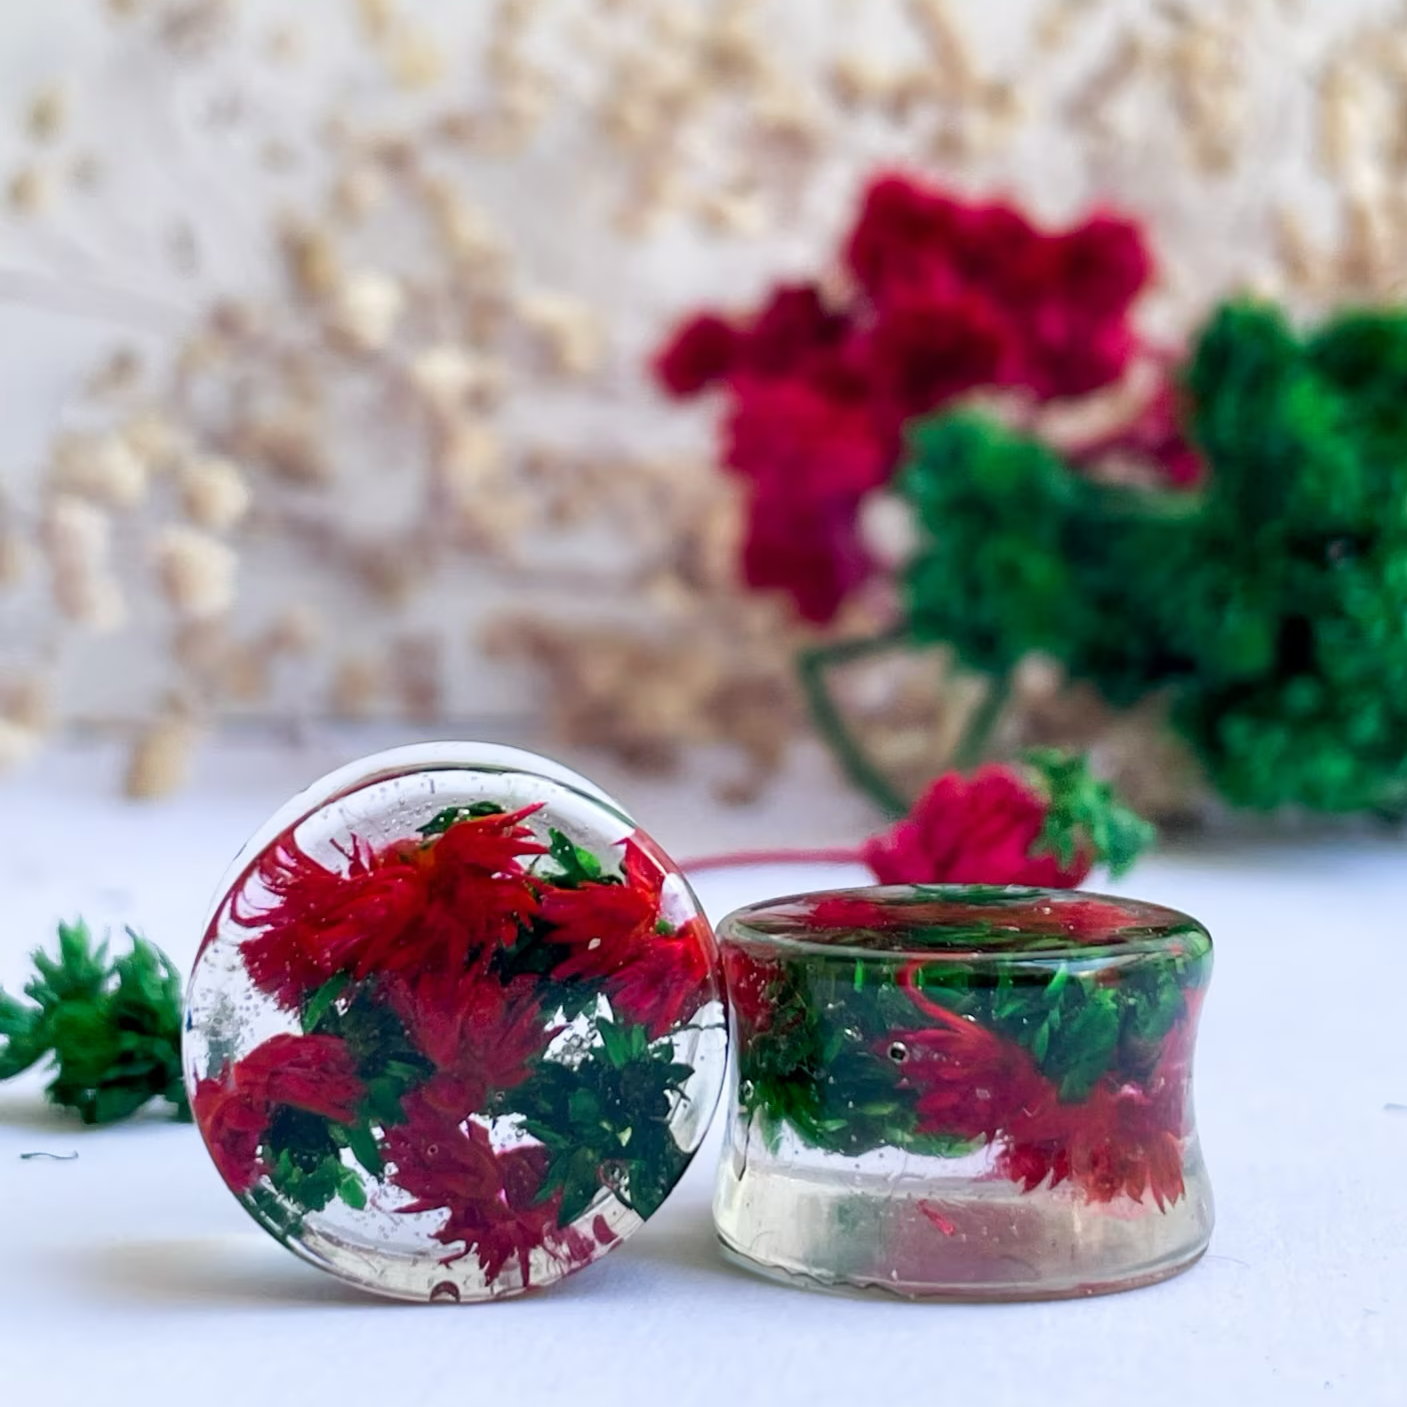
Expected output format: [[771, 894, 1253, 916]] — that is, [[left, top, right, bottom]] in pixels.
[[714, 885, 1213, 1300], [186, 745, 725, 1301]]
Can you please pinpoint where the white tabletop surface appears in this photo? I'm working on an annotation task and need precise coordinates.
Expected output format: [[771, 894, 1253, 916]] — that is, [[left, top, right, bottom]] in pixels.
[[1, 732, 1404, 1406]]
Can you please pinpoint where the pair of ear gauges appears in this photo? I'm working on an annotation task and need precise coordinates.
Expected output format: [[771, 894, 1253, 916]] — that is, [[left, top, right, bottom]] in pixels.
[[187, 744, 1215, 1303]]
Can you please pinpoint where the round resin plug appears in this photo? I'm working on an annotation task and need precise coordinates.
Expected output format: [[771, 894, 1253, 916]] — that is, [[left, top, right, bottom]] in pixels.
[[714, 885, 1213, 1301], [186, 743, 725, 1302]]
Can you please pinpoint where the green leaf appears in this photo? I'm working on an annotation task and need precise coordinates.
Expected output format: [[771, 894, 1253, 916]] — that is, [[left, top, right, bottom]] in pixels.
[[543, 1146, 604, 1225], [514, 1016, 694, 1224], [302, 974, 350, 1033], [0, 990, 46, 1079], [336, 1164, 368, 1211], [545, 828, 605, 888], [1044, 985, 1122, 1102], [596, 1017, 649, 1070], [417, 801, 505, 838], [362, 1074, 411, 1128], [568, 1087, 602, 1126], [344, 1120, 385, 1177], [261, 1105, 363, 1214], [1023, 749, 1156, 878]]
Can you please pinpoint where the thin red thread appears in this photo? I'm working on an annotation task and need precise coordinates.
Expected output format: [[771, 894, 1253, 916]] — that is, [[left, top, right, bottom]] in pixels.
[[681, 846, 866, 875]]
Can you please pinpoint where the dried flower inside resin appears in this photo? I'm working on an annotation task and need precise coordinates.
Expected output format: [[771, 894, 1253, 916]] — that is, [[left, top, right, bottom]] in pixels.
[[186, 747, 726, 1301]]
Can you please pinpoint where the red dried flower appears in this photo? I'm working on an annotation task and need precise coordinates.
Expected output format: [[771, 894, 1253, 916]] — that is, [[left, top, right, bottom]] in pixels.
[[962, 202, 1050, 303], [193, 1033, 365, 1192], [865, 288, 1009, 419], [1021, 896, 1147, 943], [743, 284, 850, 377], [544, 839, 714, 1035], [893, 963, 1055, 1140], [998, 995, 1199, 1208], [237, 1032, 366, 1119], [720, 946, 784, 1034], [862, 763, 1090, 888], [654, 313, 739, 397], [998, 1072, 1186, 1209], [988, 212, 1150, 401], [192, 1078, 268, 1192], [1053, 215, 1153, 320], [847, 178, 1152, 403], [803, 894, 899, 931], [653, 171, 1160, 622], [384, 969, 548, 1112], [893, 968, 1192, 1207], [724, 373, 888, 621], [725, 374, 888, 500], [235, 834, 422, 1006], [1025, 306, 1136, 400], [890, 1012, 1053, 1145], [740, 489, 874, 624], [845, 175, 971, 302], [234, 807, 547, 1006], [541, 839, 663, 980], [606, 916, 715, 1039], [652, 285, 849, 398], [383, 1091, 590, 1285]]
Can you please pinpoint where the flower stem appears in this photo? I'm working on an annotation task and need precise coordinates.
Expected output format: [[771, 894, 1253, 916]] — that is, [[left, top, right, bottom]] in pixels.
[[951, 670, 1012, 771], [797, 632, 910, 819]]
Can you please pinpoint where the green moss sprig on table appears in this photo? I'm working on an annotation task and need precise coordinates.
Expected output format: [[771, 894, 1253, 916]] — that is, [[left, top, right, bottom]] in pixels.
[[0, 920, 188, 1124]]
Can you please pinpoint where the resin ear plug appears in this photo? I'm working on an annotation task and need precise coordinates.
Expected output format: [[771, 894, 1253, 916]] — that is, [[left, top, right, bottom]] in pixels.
[[185, 744, 726, 1302], [713, 885, 1213, 1301]]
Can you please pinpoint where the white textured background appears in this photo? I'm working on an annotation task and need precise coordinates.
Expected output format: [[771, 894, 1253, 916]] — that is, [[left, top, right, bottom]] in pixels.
[[0, 0, 1397, 726]]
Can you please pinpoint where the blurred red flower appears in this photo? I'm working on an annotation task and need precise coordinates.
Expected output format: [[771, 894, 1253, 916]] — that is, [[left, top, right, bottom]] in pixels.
[[739, 488, 874, 624], [845, 176, 974, 302], [653, 172, 1163, 622], [655, 313, 739, 396], [865, 288, 1009, 418], [862, 763, 1090, 888], [725, 372, 888, 501], [743, 283, 850, 376]]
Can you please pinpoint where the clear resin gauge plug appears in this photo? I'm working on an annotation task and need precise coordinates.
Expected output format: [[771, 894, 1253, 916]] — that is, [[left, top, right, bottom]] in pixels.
[[714, 885, 1213, 1301], [186, 743, 726, 1302]]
